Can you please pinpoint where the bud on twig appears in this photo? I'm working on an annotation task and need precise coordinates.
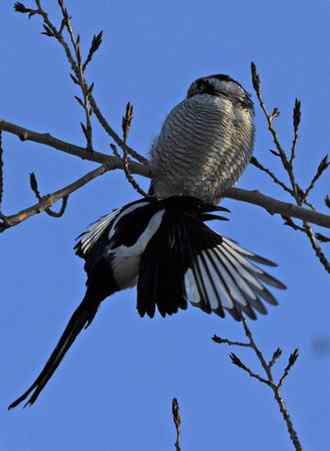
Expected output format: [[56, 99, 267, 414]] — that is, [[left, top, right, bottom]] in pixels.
[[122, 102, 134, 143], [293, 98, 301, 133], [251, 62, 260, 95]]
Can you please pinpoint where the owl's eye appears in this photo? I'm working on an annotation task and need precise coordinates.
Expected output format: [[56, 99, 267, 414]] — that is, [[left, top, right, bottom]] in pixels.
[[197, 79, 216, 95], [187, 77, 221, 98], [197, 79, 208, 89]]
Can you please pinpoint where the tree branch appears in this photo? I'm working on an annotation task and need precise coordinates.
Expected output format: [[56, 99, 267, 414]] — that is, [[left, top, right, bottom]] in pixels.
[[1, 118, 330, 230], [225, 187, 330, 229], [251, 62, 329, 272], [214, 319, 303, 451], [0, 119, 149, 176]]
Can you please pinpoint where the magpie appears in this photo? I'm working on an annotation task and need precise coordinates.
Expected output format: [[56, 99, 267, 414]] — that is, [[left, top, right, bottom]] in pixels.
[[8, 195, 285, 409]]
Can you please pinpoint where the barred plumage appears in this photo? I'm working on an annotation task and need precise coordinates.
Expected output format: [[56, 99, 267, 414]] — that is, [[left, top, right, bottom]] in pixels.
[[151, 75, 255, 203]]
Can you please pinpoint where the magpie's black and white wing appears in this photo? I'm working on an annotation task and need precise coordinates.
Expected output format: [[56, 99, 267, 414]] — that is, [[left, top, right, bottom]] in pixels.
[[185, 236, 286, 320], [74, 198, 165, 291]]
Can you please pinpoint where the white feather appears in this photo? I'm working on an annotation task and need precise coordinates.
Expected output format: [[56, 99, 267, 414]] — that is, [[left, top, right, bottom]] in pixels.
[[77, 210, 120, 255], [185, 236, 282, 317]]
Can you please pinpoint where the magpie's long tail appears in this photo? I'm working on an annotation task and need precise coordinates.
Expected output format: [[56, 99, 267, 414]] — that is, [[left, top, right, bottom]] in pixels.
[[8, 295, 100, 409], [137, 196, 286, 320]]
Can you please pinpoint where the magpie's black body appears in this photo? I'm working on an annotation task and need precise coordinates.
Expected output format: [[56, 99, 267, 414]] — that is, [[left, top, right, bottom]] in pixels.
[[9, 196, 285, 409]]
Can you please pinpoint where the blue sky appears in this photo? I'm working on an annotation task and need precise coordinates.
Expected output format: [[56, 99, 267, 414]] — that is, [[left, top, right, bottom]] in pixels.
[[1, 1, 330, 450]]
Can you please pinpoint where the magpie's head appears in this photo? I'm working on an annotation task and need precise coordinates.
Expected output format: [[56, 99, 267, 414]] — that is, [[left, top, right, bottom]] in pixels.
[[186, 74, 253, 110]]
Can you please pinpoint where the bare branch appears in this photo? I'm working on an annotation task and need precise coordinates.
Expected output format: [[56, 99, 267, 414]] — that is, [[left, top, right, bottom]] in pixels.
[[212, 334, 250, 348], [14, 2, 39, 18], [250, 156, 293, 196], [282, 216, 330, 243], [229, 352, 270, 385], [0, 164, 110, 232], [278, 349, 299, 388], [303, 154, 330, 202], [303, 223, 330, 273], [251, 62, 330, 272], [213, 319, 303, 450]]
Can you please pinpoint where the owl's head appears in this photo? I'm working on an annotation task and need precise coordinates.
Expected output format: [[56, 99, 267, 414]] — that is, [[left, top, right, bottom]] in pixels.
[[187, 74, 253, 110]]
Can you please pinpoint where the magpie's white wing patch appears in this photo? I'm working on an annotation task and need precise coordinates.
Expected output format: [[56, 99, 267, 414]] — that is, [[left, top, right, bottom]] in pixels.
[[185, 237, 286, 320], [75, 200, 149, 258], [75, 210, 120, 257]]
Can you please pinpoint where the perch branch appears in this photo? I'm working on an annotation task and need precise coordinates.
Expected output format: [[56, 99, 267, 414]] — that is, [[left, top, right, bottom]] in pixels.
[[1, 118, 330, 229]]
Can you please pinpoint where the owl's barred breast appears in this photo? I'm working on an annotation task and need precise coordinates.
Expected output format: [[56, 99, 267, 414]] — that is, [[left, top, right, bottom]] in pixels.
[[151, 94, 255, 204]]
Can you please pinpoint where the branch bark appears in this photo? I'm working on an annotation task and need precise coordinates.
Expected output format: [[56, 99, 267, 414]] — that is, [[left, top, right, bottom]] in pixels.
[[225, 187, 330, 228]]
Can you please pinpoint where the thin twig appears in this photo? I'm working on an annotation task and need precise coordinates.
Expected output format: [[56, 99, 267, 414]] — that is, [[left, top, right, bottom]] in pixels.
[[172, 398, 182, 451], [212, 335, 250, 347], [90, 95, 148, 164], [110, 144, 149, 198], [250, 156, 293, 196], [282, 215, 330, 243], [303, 155, 330, 202], [278, 349, 299, 389], [29, 172, 69, 218], [251, 62, 329, 273], [229, 352, 270, 385], [303, 223, 330, 273]]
